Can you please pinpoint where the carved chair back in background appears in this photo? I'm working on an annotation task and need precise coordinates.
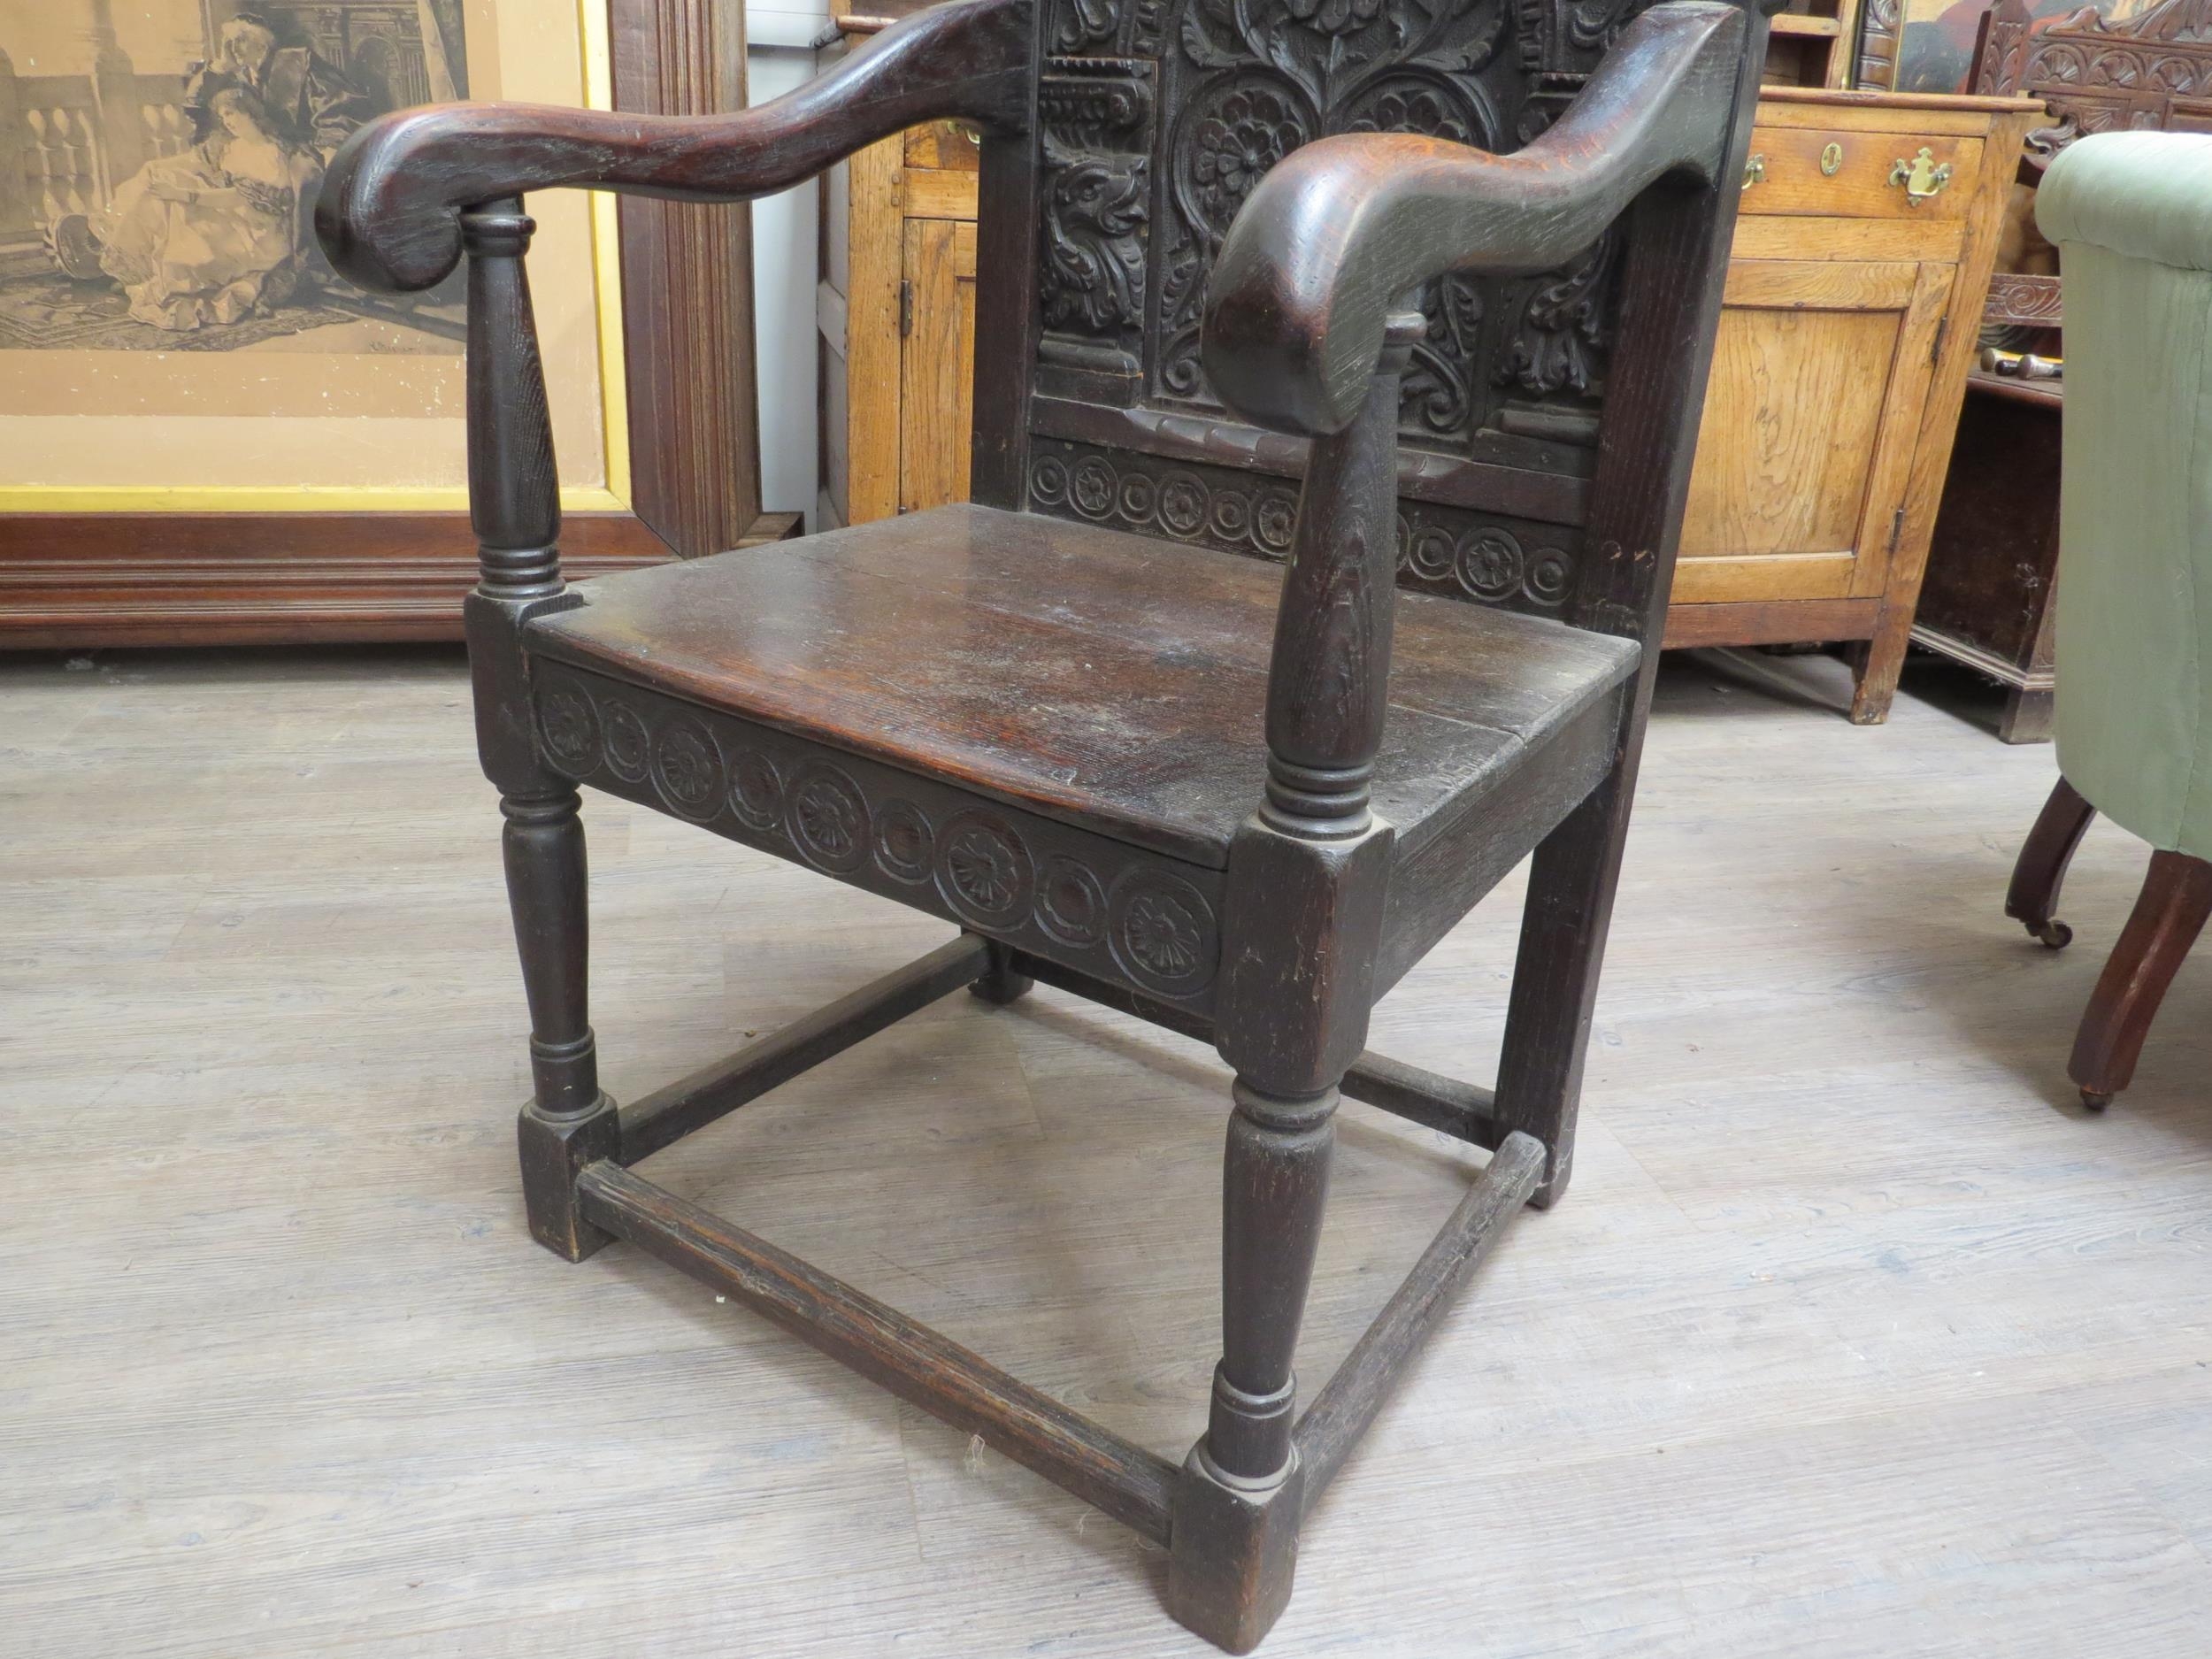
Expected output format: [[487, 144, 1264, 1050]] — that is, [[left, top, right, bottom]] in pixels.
[[319, 0, 1773, 1647]]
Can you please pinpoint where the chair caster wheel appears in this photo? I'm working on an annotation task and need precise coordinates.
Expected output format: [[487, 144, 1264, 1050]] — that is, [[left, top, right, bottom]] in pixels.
[[2031, 919, 2072, 949], [2079, 1087, 2111, 1111]]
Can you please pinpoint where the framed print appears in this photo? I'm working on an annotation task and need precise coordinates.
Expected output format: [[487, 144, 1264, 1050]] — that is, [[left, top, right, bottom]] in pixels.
[[0, 0, 780, 646], [1855, 0, 2143, 93]]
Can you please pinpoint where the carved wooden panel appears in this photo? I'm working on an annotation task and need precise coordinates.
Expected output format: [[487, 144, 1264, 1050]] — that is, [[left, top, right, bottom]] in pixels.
[[533, 660, 1227, 1010], [1971, 0, 2212, 167], [1027, 437, 1582, 612], [1021, 0, 1653, 611]]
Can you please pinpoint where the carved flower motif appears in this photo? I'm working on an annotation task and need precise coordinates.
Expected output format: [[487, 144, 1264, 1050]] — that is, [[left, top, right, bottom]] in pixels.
[[1457, 530, 1525, 602], [1254, 490, 1298, 554], [1157, 473, 1210, 538], [795, 778, 862, 856], [1124, 893, 1202, 980], [1348, 86, 1471, 143], [1071, 457, 1118, 519], [1192, 88, 1303, 224], [1285, 0, 1384, 34], [948, 825, 1023, 911], [539, 687, 599, 772], [653, 721, 721, 814]]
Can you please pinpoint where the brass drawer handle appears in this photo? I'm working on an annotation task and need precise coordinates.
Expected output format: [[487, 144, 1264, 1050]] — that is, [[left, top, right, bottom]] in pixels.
[[1742, 153, 1765, 191], [1888, 147, 1953, 205]]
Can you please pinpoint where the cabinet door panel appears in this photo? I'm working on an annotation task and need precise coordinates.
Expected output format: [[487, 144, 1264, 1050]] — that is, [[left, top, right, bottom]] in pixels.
[[1678, 257, 1952, 605], [898, 219, 979, 515]]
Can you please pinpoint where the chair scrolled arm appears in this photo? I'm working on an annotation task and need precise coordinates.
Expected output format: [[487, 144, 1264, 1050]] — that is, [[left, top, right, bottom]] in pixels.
[[316, 0, 1033, 294], [1201, 0, 1751, 438]]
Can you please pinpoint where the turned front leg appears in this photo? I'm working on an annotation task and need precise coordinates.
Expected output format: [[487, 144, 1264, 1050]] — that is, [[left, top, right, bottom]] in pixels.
[[1207, 1080, 1337, 1483], [505, 781, 620, 1260], [503, 785, 600, 1117]]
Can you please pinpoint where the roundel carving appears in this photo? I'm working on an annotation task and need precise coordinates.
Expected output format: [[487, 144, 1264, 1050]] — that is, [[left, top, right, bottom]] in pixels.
[[787, 763, 871, 873], [650, 715, 724, 819], [599, 698, 651, 783], [536, 679, 602, 776], [873, 799, 935, 884], [727, 749, 784, 833], [1108, 869, 1218, 997], [935, 810, 1035, 926], [1034, 855, 1108, 947]]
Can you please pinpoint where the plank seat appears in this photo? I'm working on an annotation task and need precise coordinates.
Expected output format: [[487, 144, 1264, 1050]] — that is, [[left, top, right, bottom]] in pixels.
[[526, 503, 1640, 872]]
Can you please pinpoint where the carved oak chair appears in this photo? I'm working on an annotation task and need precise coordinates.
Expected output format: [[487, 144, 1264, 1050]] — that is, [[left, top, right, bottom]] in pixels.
[[319, 0, 1771, 1647]]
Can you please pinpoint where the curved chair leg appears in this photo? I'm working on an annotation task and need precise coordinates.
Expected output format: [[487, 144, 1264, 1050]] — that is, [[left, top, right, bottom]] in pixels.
[[2070, 849, 2212, 1109], [2007, 777, 2095, 949]]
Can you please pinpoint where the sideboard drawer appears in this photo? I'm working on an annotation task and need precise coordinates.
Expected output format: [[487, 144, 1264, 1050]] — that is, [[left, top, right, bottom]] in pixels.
[[1743, 125, 1983, 221]]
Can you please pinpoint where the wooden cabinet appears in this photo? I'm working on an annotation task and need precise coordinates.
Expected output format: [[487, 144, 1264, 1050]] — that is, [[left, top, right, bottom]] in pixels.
[[1665, 89, 2039, 722], [818, 107, 981, 532], [820, 80, 2039, 724], [1912, 373, 2065, 743]]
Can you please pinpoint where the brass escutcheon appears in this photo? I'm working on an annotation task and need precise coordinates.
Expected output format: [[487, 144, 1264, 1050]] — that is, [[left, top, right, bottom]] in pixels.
[[1742, 152, 1766, 191], [1888, 146, 1953, 204], [1820, 142, 1844, 176]]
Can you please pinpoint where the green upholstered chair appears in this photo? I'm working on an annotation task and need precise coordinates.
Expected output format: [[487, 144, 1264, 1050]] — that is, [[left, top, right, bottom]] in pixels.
[[2006, 130, 2212, 1108]]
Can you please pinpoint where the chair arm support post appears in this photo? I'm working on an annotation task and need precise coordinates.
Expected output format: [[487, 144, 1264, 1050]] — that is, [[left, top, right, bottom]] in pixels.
[[1200, 0, 1755, 437], [316, 0, 1034, 294], [1260, 312, 1424, 841], [456, 201, 579, 796]]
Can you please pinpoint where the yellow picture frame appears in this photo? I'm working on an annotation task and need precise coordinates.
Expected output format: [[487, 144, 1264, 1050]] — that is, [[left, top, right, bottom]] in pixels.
[[0, 0, 631, 518]]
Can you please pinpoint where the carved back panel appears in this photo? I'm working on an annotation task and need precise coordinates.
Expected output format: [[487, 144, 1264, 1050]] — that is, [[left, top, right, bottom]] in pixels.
[[1971, 0, 2212, 164], [996, 0, 1666, 620]]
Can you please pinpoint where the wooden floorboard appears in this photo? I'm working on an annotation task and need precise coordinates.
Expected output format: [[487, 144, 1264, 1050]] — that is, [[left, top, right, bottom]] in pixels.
[[4, 643, 2209, 1655]]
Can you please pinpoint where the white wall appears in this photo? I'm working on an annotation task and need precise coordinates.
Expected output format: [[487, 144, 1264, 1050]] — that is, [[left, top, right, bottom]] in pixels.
[[747, 0, 834, 519]]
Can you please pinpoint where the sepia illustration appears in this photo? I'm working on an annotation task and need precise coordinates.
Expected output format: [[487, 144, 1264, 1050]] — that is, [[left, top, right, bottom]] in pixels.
[[0, 2, 470, 351]]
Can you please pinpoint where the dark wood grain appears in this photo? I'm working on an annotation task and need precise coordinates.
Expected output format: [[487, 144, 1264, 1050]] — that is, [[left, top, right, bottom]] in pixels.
[[318, 0, 1033, 294], [576, 1159, 1179, 1540], [2069, 849, 2212, 1108], [525, 503, 1637, 871], [1202, 4, 1749, 436]]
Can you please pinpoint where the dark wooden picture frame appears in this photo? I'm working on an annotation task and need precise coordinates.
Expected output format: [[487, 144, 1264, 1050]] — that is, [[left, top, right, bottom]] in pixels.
[[0, 0, 792, 650]]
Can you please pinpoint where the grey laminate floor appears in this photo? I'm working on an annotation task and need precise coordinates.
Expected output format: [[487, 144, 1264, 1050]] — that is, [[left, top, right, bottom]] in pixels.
[[4, 644, 2208, 1657]]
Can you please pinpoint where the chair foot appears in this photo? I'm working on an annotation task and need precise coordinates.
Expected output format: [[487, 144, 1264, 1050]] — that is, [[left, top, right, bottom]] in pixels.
[[518, 1094, 622, 1262], [2079, 1088, 2111, 1112], [2007, 778, 2093, 949], [1167, 1448, 1305, 1655], [967, 937, 1034, 1006]]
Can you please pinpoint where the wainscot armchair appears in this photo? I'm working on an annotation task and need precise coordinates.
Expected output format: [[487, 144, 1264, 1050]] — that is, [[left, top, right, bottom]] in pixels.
[[319, 0, 1773, 1647], [2006, 130, 2212, 1113]]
